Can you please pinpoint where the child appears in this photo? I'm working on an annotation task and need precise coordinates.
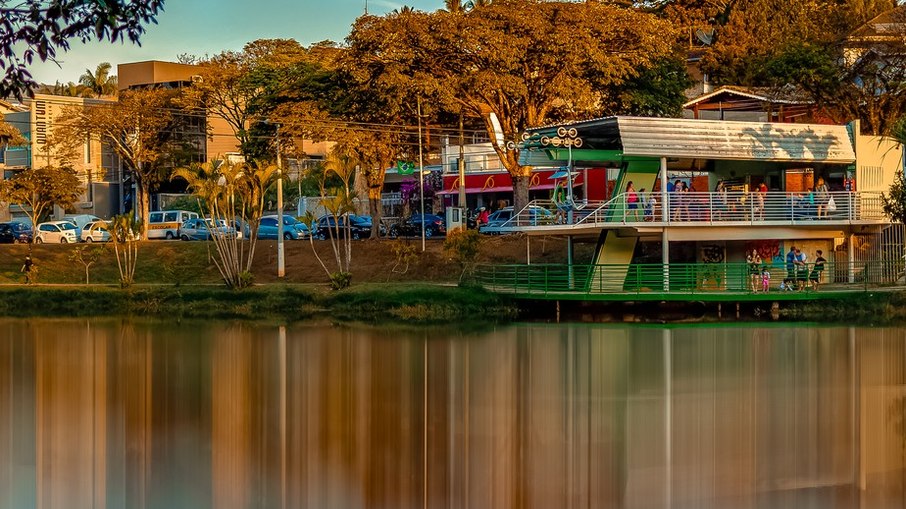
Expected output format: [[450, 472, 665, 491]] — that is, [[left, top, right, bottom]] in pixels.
[[761, 268, 771, 292]]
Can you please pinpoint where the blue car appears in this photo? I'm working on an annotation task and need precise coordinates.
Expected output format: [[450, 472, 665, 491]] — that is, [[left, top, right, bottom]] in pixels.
[[258, 215, 309, 240]]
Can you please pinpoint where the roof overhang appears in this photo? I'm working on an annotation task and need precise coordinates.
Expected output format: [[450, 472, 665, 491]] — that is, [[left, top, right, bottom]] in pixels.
[[522, 117, 856, 165]]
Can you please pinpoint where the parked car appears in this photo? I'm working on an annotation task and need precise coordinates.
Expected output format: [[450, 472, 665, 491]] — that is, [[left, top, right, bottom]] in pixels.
[[258, 215, 309, 240], [80, 221, 112, 242], [389, 214, 447, 239], [480, 206, 555, 233], [315, 214, 383, 240], [0, 222, 32, 243], [179, 218, 237, 241], [35, 221, 79, 243]]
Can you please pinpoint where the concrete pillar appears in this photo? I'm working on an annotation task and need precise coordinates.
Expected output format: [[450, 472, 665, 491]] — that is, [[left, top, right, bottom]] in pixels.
[[848, 233, 855, 283], [662, 231, 670, 292], [660, 157, 668, 223]]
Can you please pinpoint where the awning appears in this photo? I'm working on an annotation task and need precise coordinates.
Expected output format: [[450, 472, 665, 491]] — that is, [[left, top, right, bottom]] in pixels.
[[524, 116, 857, 164], [436, 181, 580, 196]]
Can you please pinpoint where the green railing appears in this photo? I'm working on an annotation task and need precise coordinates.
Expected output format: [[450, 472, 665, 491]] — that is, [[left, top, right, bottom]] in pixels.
[[473, 260, 905, 297]]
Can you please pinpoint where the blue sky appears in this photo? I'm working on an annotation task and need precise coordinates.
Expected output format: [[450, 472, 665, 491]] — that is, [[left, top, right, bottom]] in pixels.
[[28, 0, 443, 85]]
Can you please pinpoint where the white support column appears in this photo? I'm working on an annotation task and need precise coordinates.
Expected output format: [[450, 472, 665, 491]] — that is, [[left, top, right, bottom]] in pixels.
[[663, 231, 670, 292], [660, 157, 668, 223], [848, 233, 855, 283]]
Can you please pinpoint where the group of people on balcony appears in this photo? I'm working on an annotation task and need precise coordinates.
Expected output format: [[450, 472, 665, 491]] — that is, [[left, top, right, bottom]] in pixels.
[[614, 175, 851, 224]]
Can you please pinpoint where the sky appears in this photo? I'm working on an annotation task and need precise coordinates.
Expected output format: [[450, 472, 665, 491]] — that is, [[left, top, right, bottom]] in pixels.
[[27, 0, 444, 85]]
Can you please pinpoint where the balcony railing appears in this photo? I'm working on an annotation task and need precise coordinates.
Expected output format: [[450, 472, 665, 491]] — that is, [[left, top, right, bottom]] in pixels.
[[492, 191, 888, 232], [474, 260, 905, 297]]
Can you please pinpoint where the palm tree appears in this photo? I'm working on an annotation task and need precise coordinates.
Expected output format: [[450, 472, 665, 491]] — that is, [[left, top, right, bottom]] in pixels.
[[172, 159, 278, 288], [79, 62, 118, 98]]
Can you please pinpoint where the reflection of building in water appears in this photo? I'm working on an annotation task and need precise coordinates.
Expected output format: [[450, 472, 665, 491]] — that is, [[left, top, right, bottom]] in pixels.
[[0, 323, 904, 509]]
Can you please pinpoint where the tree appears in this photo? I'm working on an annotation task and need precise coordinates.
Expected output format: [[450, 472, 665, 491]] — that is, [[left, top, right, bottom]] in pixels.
[[176, 39, 309, 161], [298, 148, 357, 289], [0, 120, 27, 146], [172, 159, 278, 289], [68, 245, 105, 284], [108, 213, 142, 287], [694, 0, 892, 86], [0, 165, 83, 237], [764, 40, 906, 135], [79, 62, 118, 98], [883, 116, 906, 223], [345, 0, 675, 212], [0, 0, 164, 99], [57, 88, 179, 238]]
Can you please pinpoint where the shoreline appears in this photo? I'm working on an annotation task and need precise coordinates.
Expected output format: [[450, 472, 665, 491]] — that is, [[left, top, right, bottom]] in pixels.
[[0, 283, 903, 325]]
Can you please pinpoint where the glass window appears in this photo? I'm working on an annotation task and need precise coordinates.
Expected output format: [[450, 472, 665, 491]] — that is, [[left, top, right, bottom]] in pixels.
[[164, 212, 178, 222], [40, 224, 52, 232], [150, 212, 163, 223], [261, 218, 276, 227]]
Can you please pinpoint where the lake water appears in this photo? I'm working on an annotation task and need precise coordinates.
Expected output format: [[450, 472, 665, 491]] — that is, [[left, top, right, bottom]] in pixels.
[[0, 320, 904, 509]]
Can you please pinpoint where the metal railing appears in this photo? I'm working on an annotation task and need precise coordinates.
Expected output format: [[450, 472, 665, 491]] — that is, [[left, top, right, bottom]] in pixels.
[[493, 191, 888, 231], [473, 260, 905, 297]]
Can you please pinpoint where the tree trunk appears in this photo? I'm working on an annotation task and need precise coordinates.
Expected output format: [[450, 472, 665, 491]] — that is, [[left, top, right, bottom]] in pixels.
[[369, 196, 382, 239], [137, 183, 151, 240], [512, 174, 531, 213]]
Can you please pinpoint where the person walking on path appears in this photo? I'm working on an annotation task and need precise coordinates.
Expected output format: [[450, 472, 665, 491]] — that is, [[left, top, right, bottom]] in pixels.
[[747, 249, 762, 292], [21, 255, 34, 284], [810, 250, 827, 291]]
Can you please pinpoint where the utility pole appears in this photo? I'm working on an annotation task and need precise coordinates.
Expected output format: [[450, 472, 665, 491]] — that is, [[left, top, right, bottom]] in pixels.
[[418, 98, 426, 252], [276, 124, 285, 278], [458, 112, 466, 208]]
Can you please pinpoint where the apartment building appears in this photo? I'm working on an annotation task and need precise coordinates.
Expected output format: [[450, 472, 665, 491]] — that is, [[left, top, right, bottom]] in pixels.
[[1, 94, 121, 221]]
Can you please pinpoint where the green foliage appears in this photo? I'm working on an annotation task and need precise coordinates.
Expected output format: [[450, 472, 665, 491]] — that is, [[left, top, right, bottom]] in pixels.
[[163, 195, 204, 215], [79, 62, 118, 98], [883, 169, 906, 224], [329, 271, 352, 290], [602, 56, 693, 117], [0, 0, 163, 99]]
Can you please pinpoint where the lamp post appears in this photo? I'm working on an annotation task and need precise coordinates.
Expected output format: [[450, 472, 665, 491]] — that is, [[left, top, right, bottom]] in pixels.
[[418, 98, 426, 252], [276, 123, 285, 278]]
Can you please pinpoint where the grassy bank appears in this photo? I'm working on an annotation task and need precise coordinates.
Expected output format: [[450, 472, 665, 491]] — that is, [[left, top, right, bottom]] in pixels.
[[0, 283, 518, 324], [780, 291, 906, 325]]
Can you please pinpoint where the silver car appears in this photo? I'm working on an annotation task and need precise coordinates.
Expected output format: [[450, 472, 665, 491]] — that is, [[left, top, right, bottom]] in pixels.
[[179, 218, 237, 241], [81, 221, 112, 242]]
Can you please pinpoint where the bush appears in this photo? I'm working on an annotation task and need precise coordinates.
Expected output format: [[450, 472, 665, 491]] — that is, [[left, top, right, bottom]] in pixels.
[[330, 271, 352, 290], [443, 228, 482, 281]]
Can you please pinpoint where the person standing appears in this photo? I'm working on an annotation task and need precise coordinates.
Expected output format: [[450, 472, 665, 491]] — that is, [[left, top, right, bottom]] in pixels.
[[795, 248, 808, 291], [625, 181, 641, 222], [747, 249, 762, 292], [810, 250, 827, 291], [815, 177, 830, 218], [785, 245, 797, 289]]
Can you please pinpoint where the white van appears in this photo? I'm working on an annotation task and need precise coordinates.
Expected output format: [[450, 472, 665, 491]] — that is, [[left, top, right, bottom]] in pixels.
[[147, 210, 199, 240], [62, 214, 101, 230]]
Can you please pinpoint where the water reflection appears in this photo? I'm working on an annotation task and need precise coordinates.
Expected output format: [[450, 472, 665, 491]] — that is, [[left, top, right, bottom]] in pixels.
[[0, 320, 904, 509]]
